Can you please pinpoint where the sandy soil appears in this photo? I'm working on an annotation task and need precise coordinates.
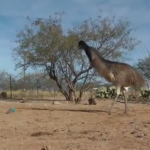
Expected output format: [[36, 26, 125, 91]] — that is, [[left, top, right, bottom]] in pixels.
[[0, 99, 150, 150]]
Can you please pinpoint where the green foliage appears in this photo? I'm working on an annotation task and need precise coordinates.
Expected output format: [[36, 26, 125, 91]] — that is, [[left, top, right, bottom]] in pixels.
[[95, 86, 116, 98], [136, 54, 150, 81], [95, 86, 150, 99], [0, 70, 10, 90], [140, 88, 150, 98]]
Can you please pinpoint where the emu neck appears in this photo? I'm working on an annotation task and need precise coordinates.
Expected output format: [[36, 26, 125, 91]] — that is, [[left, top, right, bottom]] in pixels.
[[83, 45, 114, 83], [92, 56, 107, 71], [83, 45, 92, 62], [94, 58, 114, 83]]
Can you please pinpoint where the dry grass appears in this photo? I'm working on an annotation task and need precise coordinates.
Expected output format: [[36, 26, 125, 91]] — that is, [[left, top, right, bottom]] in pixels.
[[5, 90, 91, 101], [6, 90, 63, 99]]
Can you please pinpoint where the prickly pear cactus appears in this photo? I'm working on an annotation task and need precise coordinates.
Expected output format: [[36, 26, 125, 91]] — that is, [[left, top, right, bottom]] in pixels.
[[95, 86, 116, 99], [95, 86, 150, 101]]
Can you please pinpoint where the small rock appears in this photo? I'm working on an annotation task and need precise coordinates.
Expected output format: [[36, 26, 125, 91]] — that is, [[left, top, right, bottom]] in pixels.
[[41, 146, 49, 150], [83, 103, 88, 105], [136, 134, 142, 138], [52, 101, 61, 105], [135, 126, 140, 130], [5, 109, 12, 114], [88, 136, 97, 141], [143, 124, 148, 127], [53, 129, 58, 132], [20, 100, 26, 103], [131, 131, 135, 134], [145, 121, 150, 124], [102, 137, 107, 141], [20, 98, 27, 103], [5, 108, 16, 114]]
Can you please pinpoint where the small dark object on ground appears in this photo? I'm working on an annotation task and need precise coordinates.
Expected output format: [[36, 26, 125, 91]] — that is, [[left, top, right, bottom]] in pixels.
[[88, 98, 97, 105], [5, 109, 12, 114], [0, 91, 7, 99], [41, 146, 49, 150], [5, 108, 16, 114], [20, 98, 27, 103], [20, 100, 26, 103]]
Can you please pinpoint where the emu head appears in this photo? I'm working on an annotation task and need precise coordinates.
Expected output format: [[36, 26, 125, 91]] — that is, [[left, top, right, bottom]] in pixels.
[[78, 40, 97, 62], [78, 40, 87, 49]]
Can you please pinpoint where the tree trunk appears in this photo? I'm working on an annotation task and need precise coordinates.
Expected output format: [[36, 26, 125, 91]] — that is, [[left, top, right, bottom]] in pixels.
[[68, 89, 75, 101], [50, 76, 76, 101], [75, 90, 83, 104]]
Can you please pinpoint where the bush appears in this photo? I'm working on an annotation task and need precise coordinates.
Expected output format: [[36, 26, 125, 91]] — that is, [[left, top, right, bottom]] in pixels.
[[95, 86, 116, 99], [0, 91, 7, 99], [95, 86, 150, 100]]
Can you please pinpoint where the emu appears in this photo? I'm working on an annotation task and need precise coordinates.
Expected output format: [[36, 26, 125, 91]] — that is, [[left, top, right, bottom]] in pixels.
[[78, 40, 145, 115]]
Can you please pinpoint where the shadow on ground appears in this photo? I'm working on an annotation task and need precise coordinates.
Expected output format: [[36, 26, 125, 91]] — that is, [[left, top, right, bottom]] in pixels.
[[17, 107, 108, 113]]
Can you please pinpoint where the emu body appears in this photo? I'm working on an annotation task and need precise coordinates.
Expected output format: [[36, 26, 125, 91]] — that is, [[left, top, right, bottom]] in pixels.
[[78, 40, 145, 114]]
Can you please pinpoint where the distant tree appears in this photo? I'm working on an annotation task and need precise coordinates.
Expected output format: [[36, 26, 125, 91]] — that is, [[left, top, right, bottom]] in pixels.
[[14, 72, 56, 90], [0, 70, 10, 90], [136, 53, 150, 82], [12, 10, 139, 101]]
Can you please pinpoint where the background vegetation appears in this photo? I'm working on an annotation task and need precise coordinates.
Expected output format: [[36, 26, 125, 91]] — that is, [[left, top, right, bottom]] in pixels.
[[0, 9, 149, 102]]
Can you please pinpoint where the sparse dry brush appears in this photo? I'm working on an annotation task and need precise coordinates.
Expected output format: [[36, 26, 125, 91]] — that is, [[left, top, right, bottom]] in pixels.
[[5, 90, 63, 100]]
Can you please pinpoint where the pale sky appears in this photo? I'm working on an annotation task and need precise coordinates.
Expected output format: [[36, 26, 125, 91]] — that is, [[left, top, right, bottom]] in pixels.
[[0, 0, 150, 75]]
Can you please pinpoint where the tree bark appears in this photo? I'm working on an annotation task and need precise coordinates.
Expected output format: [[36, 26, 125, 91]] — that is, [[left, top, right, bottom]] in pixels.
[[68, 89, 75, 101]]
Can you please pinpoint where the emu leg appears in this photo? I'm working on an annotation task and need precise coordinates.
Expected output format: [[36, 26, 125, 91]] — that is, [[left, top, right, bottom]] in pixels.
[[108, 86, 120, 115], [122, 90, 128, 114]]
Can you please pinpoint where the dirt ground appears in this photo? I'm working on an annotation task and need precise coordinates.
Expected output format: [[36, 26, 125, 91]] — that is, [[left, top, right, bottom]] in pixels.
[[0, 99, 150, 150]]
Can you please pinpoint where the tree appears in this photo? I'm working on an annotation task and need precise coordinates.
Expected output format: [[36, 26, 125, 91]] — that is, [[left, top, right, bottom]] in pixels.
[[12, 10, 139, 101], [136, 53, 150, 83], [0, 70, 10, 90]]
